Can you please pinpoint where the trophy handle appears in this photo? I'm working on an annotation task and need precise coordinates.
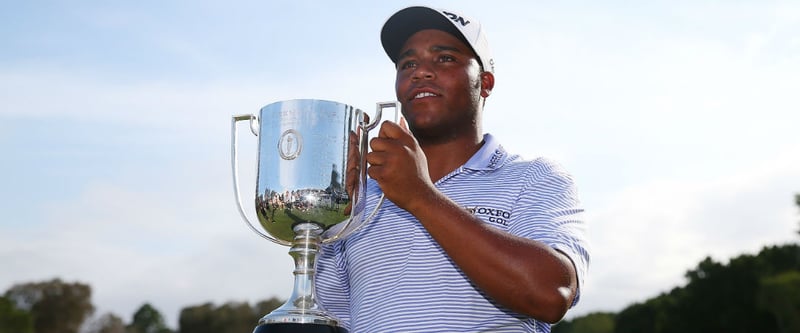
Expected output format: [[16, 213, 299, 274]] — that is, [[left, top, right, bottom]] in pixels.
[[361, 101, 400, 226], [231, 114, 291, 246], [366, 101, 402, 130]]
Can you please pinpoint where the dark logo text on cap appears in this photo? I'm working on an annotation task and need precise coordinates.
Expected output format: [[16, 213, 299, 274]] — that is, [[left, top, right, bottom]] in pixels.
[[442, 11, 470, 26]]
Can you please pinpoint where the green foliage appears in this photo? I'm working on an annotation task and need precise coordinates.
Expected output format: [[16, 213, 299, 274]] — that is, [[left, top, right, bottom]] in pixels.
[[758, 271, 800, 332], [613, 300, 660, 333], [82, 313, 126, 333], [3, 278, 94, 333], [563, 244, 800, 333], [552, 312, 614, 333], [253, 298, 284, 318], [178, 297, 282, 333], [177, 303, 214, 333], [0, 296, 33, 333], [127, 303, 172, 333]]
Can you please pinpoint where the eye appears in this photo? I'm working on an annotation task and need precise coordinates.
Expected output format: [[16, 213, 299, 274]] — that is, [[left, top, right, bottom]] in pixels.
[[437, 54, 456, 63], [399, 60, 417, 70]]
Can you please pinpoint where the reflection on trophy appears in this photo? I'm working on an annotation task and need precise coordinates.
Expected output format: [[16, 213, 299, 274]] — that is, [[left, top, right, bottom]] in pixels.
[[232, 99, 398, 333]]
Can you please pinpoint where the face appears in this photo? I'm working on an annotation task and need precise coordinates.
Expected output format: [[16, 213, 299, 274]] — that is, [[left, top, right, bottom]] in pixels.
[[394, 29, 494, 143]]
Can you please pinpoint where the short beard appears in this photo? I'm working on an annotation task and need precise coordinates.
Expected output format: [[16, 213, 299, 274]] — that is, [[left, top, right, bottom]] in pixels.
[[407, 107, 480, 146]]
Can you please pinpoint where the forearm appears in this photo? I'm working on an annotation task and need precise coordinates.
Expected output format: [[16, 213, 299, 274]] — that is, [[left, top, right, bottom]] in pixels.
[[407, 188, 578, 323]]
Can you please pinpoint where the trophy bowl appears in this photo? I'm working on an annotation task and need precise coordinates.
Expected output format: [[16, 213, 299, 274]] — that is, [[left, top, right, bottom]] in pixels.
[[232, 99, 397, 333]]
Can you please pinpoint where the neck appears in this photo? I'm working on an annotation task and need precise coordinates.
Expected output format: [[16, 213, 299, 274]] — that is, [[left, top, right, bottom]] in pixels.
[[420, 132, 484, 183]]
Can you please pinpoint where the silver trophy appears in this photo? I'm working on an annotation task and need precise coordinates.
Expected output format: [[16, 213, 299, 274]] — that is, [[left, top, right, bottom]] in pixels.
[[232, 99, 397, 333]]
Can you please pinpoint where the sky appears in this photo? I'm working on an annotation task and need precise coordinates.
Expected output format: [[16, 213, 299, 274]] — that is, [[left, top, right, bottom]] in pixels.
[[2, 0, 799, 328]]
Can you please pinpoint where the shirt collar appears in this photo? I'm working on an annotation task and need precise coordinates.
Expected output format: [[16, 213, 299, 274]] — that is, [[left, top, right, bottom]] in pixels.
[[463, 133, 508, 171]]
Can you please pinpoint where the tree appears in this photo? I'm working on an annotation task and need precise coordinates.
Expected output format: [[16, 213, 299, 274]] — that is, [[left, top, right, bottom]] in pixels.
[[81, 313, 126, 333], [178, 297, 283, 333], [758, 271, 800, 333], [569, 312, 614, 333], [611, 244, 800, 332], [252, 297, 283, 319], [614, 297, 667, 333], [0, 296, 33, 333], [557, 193, 800, 331], [208, 302, 257, 333], [552, 312, 614, 333], [178, 303, 214, 333], [178, 301, 254, 333], [127, 303, 172, 333], [3, 278, 94, 333]]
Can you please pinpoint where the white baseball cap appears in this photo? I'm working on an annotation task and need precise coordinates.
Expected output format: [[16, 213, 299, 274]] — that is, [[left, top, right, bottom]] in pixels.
[[380, 6, 495, 73]]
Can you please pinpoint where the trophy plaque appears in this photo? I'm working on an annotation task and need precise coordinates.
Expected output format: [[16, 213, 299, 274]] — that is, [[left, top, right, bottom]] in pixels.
[[232, 99, 397, 333]]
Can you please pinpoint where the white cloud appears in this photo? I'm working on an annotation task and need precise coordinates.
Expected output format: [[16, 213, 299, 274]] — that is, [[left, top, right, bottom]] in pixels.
[[0, 60, 396, 129], [0, 178, 297, 327], [576, 146, 800, 315]]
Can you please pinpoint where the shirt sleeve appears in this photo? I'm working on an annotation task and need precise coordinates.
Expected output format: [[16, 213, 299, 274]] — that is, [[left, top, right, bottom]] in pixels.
[[507, 157, 591, 306]]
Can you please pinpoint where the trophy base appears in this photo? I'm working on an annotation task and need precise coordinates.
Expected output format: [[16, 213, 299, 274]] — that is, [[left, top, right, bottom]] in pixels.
[[254, 323, 348, 333]]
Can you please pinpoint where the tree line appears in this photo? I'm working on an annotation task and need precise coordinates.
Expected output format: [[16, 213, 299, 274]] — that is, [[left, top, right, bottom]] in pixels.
[[553, 243, 800, 333], [553, 194, 800, 333], [0, 280, 283, 333], [7, 247, 796, 333], [3, 194, 798, 332]]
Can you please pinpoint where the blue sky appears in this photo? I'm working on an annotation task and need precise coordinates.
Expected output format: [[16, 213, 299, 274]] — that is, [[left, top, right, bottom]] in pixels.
[[2, 0, 799, 328]]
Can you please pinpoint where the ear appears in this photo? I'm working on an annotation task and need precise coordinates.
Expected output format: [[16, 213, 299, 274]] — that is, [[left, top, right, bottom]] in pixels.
[[480, 72, 495, 98]]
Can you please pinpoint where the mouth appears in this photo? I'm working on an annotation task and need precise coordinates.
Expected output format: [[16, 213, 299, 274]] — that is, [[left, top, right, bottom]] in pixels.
[[409, 90, 440, 101]]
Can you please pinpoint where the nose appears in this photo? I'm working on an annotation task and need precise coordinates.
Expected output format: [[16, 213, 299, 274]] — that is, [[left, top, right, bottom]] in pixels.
[[411, 62, 435, 81]]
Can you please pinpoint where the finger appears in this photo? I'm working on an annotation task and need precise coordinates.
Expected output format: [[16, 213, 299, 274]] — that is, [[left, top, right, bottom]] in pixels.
[[366, 150, 390, 166], [377, 121, 407, 140], [378, 122, 418, 149], [369, 136, 405, 154], [366, 164, 384, 181]]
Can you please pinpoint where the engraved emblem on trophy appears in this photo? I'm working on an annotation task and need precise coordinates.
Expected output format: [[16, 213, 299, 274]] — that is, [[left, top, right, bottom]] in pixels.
[[278, 129, 302, 161], [232, 99, 398, 333]]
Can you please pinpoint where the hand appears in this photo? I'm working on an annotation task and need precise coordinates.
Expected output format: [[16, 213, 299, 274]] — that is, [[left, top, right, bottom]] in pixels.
[[366, 118, 435, 211]]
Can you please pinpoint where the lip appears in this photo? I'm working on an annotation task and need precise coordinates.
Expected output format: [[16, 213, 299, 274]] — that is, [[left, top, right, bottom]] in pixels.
[[406, 87, 442, 102]]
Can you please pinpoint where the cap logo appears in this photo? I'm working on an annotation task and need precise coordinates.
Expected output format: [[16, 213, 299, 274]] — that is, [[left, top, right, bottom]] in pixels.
[[442, 11, 470, 26]]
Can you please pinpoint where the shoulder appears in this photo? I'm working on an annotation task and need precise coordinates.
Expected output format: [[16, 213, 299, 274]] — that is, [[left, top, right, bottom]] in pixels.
[[525, 156, 574, 180], [499, 152, 575, 184], [480, 134, 572, 176]]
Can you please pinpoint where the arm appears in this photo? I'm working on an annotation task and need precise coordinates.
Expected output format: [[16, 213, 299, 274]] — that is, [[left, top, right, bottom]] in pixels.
[[403, 182, 577, 323], [367, 122, 581, 323]]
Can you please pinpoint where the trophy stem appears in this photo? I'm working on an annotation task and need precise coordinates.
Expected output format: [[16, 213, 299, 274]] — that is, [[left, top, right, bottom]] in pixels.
[[254, 222, 347, 333]]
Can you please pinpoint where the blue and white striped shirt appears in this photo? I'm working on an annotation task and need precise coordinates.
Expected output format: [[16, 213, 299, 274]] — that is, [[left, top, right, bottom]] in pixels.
[[316, 133, 590, 333]]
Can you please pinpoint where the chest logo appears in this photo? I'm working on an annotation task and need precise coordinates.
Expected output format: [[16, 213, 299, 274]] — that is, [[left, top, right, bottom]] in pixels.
[[466, 206, 511, 226]]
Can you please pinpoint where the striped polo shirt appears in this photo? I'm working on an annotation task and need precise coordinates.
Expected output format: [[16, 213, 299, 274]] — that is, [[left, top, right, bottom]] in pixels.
[[316, 133, 590, 333]]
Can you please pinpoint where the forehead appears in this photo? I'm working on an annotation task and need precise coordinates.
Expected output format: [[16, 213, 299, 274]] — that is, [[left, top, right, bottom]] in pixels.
[[399, 29, 473, 55]]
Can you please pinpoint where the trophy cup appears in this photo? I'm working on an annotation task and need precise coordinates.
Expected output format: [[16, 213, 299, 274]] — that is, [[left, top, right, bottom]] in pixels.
[[232, 99, 398, 333]]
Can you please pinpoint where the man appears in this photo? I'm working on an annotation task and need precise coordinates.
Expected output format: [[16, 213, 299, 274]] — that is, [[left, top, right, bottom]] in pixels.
[[317, 6, 589, 332]]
